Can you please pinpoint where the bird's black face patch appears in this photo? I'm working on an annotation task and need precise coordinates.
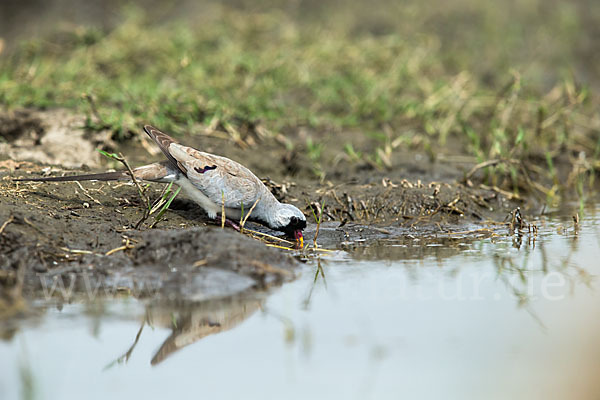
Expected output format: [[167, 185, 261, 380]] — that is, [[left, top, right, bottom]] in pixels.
[[194, 165, 217, 174], [280, 216, 307, 236]]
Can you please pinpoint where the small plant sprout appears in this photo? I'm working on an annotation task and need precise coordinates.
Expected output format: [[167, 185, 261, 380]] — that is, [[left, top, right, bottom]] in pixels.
[[98, 149, 151, 228], [309, 200, 325, 249], [344, 143, 362, 162], [98, 150, 182, 229], [306, 137, 325, 181], [149, 183, 181, 228]]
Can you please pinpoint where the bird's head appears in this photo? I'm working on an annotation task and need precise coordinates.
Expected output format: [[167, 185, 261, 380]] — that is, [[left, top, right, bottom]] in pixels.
[[272, 203, 307, 246]]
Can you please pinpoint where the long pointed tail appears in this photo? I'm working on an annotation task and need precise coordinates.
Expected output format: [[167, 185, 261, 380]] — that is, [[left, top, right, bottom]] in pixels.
[[13, 162, 177, 183], [13, 171, 128, 183]]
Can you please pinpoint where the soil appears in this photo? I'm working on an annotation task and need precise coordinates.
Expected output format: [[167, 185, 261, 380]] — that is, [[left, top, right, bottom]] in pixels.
[[0, 108, 524, 315]]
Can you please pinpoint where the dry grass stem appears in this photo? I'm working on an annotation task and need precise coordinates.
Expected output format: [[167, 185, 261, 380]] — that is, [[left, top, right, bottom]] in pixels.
[[60, 247, 96, 255], [221, 191, 226, 229], [265, 243, 296, 251], [100, 151, 151, 229], [0, 215, 14, 235], [243, 228, 295, 245], [193, 259, 208, 267], [240, 197, 261, 234], [105, 238, 135, 256], [446, 228, 495, 236], [74, 181, 102, 205], [148, 184, 173, 215]]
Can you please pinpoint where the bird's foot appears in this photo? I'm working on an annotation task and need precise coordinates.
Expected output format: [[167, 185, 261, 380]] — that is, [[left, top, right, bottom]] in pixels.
[[212, 217, 242, 231], [224, 218, 241, 231]]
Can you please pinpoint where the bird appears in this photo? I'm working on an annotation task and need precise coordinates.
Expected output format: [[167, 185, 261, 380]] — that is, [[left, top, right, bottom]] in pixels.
[[14, 125, 306, 245]]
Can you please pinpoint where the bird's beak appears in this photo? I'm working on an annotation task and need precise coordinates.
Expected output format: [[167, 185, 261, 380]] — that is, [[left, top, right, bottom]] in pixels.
[[294, 230, 304, 248]]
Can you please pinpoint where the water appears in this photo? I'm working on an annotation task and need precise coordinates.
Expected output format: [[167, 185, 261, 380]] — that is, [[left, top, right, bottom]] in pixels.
[[1, 207, 600, 400]]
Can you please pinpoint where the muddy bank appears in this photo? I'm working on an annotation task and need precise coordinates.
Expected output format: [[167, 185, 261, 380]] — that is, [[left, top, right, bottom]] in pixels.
[[0, 108, 527, 315], [0, 160, 517, 314], [0, 218, 297, 299]]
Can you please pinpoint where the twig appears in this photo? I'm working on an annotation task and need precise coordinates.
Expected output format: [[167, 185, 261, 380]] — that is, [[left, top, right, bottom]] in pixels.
[[105, 246, 130, 256], [104, 320, 145, 370], [99, 150, 150, 228], [302, 258, 327, 309], [309, 201, 325, 249], [83, 93, 105, 126], [464, 158, 519, 182], [242, 228, 295, 245], [118, 153, 149, 208], [446, 228, 495, 236], [265, 243, 296, 251], [0, 215, 14, 235], [240, 197, 261, 234], [311, 247, 334, 253], [60, 247, 96, 255], [75, 181, 103, 205], [23, 217, 45, 235], [479, 184, 522, 201], [464, 159, 501, 181], [221, 191, 226, 229], [193, 259, 208, 267], [106, 238, 135, 256]]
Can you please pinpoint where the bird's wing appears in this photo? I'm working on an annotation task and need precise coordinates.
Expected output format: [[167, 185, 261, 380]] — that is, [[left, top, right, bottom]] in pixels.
[[143, 125, 189, 175], [143, 124, 265, 209], [169, 143, 264, 210]]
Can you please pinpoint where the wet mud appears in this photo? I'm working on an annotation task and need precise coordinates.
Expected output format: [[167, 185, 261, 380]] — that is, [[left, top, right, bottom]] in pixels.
[[0, 108, 523, 315]]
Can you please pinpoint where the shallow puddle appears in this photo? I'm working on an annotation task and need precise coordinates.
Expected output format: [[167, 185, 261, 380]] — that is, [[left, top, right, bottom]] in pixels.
[[1, 206, 599, 400]]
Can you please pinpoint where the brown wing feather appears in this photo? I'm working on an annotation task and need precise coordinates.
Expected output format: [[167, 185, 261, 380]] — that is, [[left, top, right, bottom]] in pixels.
[[143, 125, 188, 175], [143, 125, 274, 210], [169, 144, 265, 208]]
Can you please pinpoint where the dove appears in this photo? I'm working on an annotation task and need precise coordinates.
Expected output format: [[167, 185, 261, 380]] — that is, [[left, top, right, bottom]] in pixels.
[[14, 125, 306, 245]]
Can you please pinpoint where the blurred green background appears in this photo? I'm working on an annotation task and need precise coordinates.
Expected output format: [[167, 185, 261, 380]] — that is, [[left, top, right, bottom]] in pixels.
[[1, 0, 599, 191]]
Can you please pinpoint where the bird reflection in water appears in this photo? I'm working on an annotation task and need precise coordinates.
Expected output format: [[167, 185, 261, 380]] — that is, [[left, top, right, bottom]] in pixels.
[[108, 296, 264, 367]]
